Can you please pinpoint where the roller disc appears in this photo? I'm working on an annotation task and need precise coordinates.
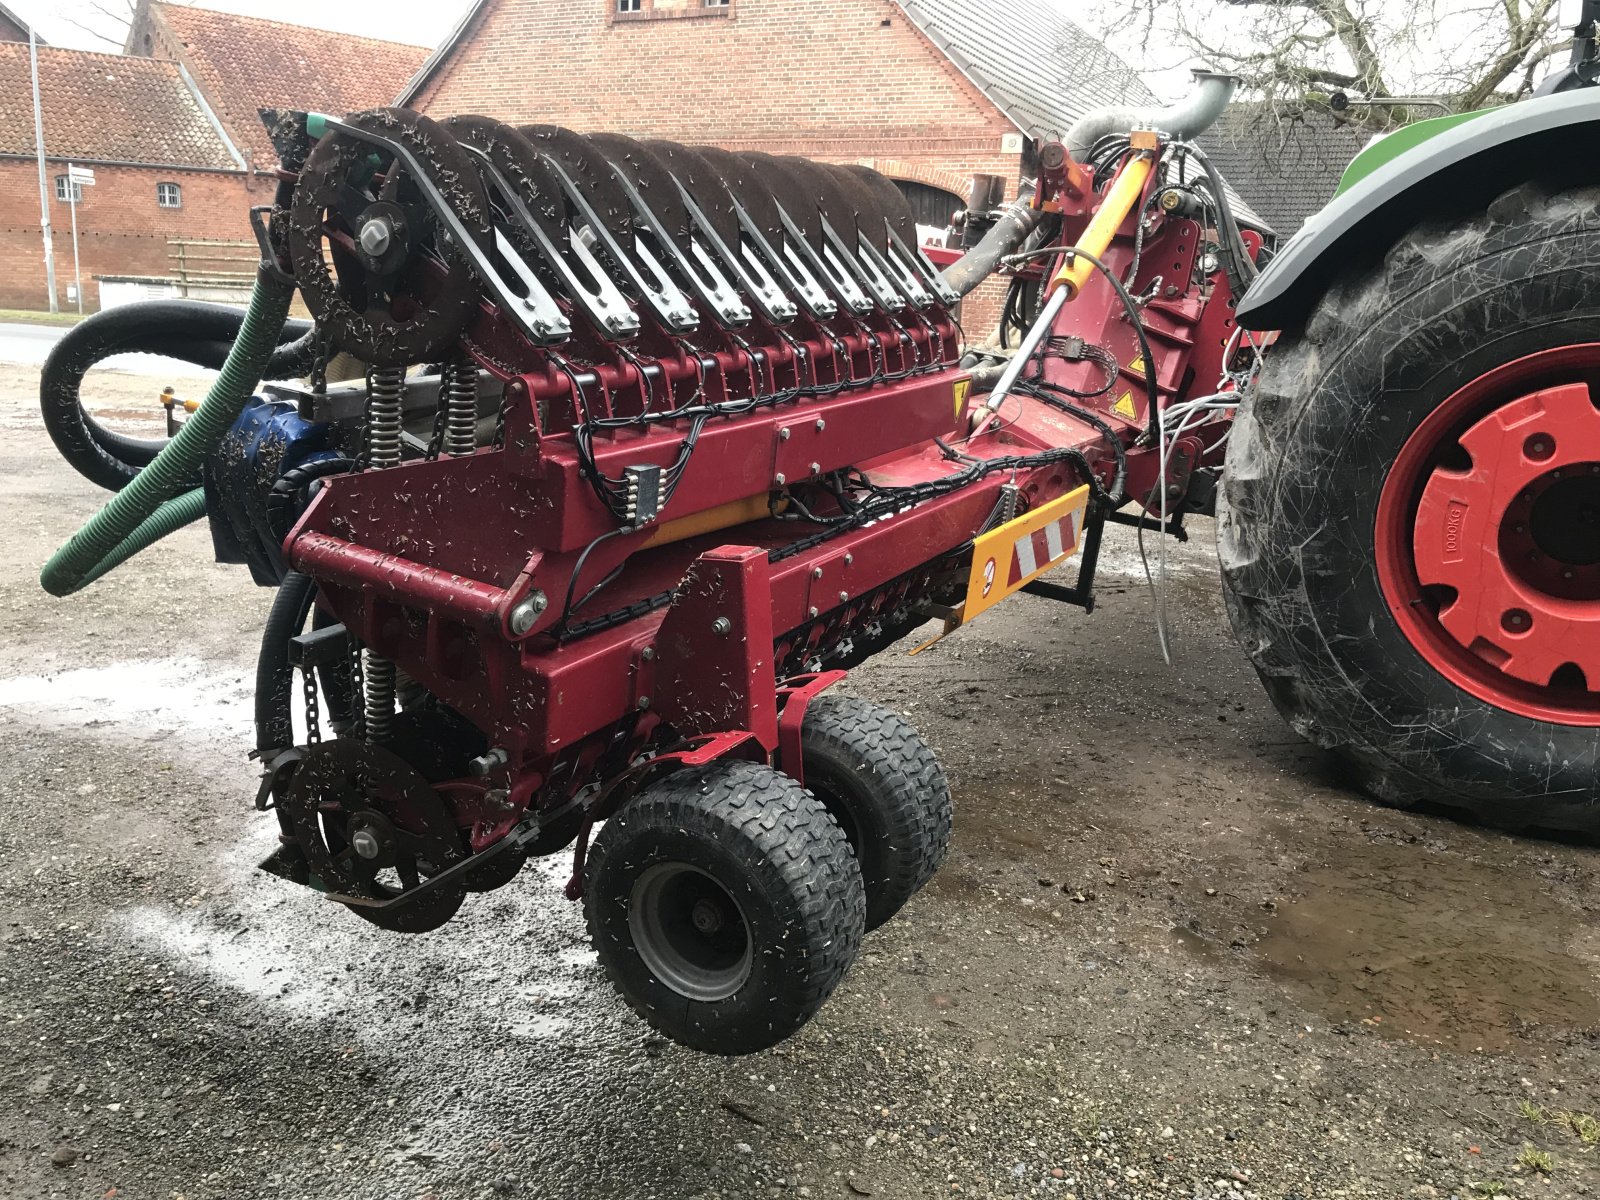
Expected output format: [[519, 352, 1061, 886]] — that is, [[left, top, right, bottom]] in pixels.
[[643, 140, 743, 254], [842, 164, 921, 247], [288, 107, 489, 366], [444, 114, 569, 252], [743, 152, 825, 252], [584, 132, 694, 254], [694, 145, 786, 248], [519, 124, 633, 242]]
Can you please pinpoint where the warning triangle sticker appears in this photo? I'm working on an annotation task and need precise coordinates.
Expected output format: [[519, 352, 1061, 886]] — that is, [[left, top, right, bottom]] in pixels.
[[1126, 355, 1146, 377], [1112, 391, 1138, 419]]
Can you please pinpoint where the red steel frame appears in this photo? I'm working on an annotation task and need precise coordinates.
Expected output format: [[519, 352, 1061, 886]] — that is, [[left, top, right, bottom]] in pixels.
[[284, 145, 1251, 853]]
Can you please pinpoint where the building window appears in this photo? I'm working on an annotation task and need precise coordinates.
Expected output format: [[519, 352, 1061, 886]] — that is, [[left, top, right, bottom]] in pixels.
[[157, 182, 182, 209], [704, 0, 729, 6], [617, 0, 640, 10], [54, 175, 82, 204]]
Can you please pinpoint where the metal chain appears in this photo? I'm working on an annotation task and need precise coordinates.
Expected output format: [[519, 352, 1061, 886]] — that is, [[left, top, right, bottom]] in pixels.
[[301, 662, 322, 745]]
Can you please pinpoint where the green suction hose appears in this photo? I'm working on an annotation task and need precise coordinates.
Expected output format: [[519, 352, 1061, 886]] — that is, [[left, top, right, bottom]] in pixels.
[[40, 272, 296, 597]]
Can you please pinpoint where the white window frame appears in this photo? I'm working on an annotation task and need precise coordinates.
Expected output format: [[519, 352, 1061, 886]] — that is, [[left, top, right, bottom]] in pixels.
[[157, 181, 182, 209], [54, 175, 82, 204]]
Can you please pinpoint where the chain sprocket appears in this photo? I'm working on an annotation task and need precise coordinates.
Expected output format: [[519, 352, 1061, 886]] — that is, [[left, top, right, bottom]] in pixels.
[[278, 739, 469, 932]]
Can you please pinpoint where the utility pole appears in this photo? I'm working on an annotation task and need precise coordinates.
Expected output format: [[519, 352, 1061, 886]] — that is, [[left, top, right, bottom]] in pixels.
[[29, 25, 58, 314], [66, 163, 82, 314]]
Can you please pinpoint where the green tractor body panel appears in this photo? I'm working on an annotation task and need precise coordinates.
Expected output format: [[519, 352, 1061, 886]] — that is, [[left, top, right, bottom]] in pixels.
[[1334, 108, 1491, 194], [1236, 88, 1600, 332]]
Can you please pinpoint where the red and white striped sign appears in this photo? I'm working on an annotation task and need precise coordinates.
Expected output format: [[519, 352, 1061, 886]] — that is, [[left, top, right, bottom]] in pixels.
[[1008, 508, 1081, 585]]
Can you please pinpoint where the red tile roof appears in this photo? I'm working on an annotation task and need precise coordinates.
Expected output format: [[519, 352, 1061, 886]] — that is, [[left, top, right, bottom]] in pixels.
[[147, 2, 429, 165], [0, 42, 236, 168]]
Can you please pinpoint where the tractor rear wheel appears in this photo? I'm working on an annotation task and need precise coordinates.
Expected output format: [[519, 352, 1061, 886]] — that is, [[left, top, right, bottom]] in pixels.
[[1221, 181, 1600, 832], [799, 695, 952, 930], [584, 760, 865, 1054]]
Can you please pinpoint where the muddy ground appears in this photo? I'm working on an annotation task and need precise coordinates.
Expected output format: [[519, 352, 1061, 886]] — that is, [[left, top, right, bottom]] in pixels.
[[3, 363, 1599, 1200]]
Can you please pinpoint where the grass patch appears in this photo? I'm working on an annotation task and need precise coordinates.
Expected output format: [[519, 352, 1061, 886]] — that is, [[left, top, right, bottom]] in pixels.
[[1517, 1144, 1554, 1173], [1515, 1101, 1600, 1145], [1468, 1180, 1508, 1196], [0, 308, 85, 327]]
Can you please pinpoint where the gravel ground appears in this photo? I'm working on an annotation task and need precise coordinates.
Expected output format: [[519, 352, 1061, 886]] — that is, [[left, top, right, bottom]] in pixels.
[[3, 363, 1600, 1200]]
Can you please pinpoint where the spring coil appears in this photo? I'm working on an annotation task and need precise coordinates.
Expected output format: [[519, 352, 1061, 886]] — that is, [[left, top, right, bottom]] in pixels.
[[362, 364, 405, 742], [366, 365, 404, 469], [444, 356, 478, 457], [363, 652, 395, 744]]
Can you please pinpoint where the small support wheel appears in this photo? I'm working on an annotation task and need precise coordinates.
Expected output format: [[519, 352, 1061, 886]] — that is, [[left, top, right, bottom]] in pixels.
[[799, 695, 952, 930], [584, 760, 865, 1055]]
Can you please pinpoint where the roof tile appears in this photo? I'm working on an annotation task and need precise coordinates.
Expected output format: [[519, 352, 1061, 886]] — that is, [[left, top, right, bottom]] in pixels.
[[148, 2, 428, 165], [0, 42, 235, 168], [893, 0, 1156, 140]]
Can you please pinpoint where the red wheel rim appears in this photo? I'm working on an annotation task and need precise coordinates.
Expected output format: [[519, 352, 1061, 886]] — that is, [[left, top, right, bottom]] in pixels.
[[1375, 345, 1600, 726]]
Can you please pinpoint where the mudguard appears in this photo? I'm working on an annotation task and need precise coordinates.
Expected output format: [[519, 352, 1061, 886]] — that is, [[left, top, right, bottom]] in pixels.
[[1234, 88, 1600, 332]]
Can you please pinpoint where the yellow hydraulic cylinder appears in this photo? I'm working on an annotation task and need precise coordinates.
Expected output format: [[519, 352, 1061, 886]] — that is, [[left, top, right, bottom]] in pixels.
[[1048, 149, 1156, 300]]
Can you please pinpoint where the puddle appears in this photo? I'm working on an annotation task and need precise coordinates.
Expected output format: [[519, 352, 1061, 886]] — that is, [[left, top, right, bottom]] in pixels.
[[0, 657, 253, 741], [1255, 839, 1600, 1052]]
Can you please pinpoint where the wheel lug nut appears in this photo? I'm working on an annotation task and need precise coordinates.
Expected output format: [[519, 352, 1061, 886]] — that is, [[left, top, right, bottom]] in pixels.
[[1501, 608, 1532, 633]]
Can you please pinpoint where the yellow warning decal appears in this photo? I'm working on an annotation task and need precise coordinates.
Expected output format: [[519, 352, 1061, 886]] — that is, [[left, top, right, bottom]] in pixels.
[[953, 377, 971, 419], [961, 484, 1092, 622], [1111, 391, 1138, 420], [1126, 355, 1146, 377]]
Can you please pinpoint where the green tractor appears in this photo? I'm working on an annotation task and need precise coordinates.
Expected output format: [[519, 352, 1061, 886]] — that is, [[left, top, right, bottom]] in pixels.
[[1226, 2, 1600, 830]]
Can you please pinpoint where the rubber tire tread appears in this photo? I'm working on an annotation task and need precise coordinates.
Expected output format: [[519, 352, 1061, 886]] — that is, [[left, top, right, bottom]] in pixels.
[[584, 760, 865, 1054], [1219, 180, 1600, 832], [800, 695, 952, 929]]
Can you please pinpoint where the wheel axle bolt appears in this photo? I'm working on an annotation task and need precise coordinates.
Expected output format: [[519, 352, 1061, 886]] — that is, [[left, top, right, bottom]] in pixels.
[[358, 217, 393, 257], [351, 828, 382, 860], [1525, 434, 1555, 461]]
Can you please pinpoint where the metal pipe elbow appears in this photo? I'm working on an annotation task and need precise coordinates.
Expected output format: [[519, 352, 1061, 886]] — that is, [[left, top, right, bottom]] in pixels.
[[1065, 70, 1239, 159]]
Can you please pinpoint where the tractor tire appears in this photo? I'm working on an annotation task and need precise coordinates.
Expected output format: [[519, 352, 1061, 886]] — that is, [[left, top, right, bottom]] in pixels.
[[584, 760, 865, 1054], [1221, 181, 1600, 832], [800, 695, 952, 930]]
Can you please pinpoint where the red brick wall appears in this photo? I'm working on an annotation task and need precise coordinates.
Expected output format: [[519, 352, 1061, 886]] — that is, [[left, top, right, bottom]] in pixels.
[[0, 161, 266, 311], [414, 0, 1025, 334]]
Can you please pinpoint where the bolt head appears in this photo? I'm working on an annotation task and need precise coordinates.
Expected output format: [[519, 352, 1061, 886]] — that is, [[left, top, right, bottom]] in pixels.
[[350, 828, 382, 860], [509, 589, 548, 635], [640, 646, 655, 661], [815, 418, 826, 432], [778, 426, 791, 441], [712, 616, 732, 636], [809, 462, 821, 475], [358, 217, 392, 257], [636, 695, 651, 710], [773, 473, 786, 486], [839, 591, 849, 602]]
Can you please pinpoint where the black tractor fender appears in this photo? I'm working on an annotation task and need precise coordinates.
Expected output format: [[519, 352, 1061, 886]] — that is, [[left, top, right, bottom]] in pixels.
[[1234, 88, 1600, 333]]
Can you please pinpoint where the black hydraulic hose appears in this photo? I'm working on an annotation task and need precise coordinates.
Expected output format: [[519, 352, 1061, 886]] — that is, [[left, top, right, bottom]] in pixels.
[[40, 301, 316, 494], [265, 456, 359, 546], [942, 197, 1046, 298], [256, 569, 316, 756]]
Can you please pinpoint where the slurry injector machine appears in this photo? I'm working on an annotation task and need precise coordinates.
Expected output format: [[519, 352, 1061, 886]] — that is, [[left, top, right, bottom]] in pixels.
[[41, 75, 1264, 1051]]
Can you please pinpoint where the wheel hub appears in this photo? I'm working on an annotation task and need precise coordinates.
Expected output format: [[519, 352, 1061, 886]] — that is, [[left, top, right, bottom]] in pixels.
[[1379, 347, 1600, 724], [628, 862, 752, 1003]]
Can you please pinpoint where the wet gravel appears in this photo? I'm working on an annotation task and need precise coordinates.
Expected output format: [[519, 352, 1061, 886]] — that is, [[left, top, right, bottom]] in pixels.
[[3, 367, 1600, 1200]]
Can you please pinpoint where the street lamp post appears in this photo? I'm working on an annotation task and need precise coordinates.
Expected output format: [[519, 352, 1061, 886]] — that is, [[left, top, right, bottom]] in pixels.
[[28, 25, 58, 314]]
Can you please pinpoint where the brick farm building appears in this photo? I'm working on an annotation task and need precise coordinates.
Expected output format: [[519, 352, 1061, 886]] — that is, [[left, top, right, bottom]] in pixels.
[[0, 3, 425, 313], [402, 0, 1156, 332]]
